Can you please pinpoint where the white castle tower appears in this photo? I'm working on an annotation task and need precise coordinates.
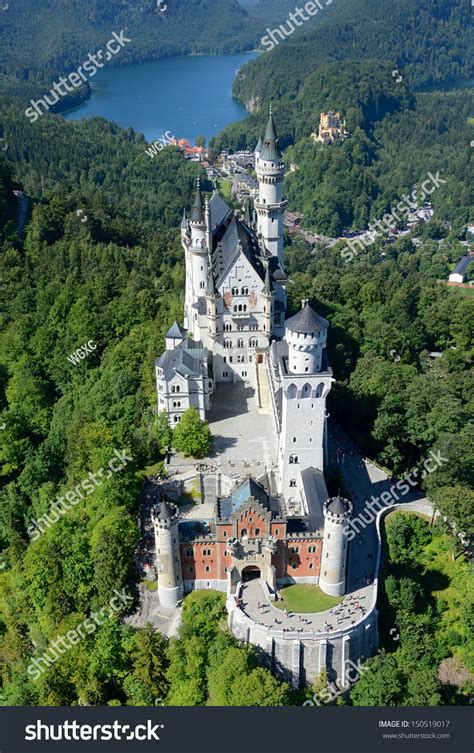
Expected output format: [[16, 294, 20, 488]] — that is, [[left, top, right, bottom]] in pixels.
[[152, 501, 183, 608], [278, 299, 333, 510], [319, 495, 353, 596], [255, 108, 287, 264], [184, 179, 208, 338]]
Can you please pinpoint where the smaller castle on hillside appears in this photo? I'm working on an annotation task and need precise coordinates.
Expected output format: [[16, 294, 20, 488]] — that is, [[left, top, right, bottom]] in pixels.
[[312, 111, 349, 145]]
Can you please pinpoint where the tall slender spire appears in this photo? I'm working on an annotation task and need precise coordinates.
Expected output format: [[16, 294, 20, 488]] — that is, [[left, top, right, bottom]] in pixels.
[[191, 177, 204, 223], [260, 107, 282, 161], [263, 263, 273, 295], [180, 207, 188, 229]]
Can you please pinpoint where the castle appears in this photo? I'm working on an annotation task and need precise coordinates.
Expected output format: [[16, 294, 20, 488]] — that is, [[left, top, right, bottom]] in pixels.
[[312, 111, 348, 145], [153, 110, 378, 687]]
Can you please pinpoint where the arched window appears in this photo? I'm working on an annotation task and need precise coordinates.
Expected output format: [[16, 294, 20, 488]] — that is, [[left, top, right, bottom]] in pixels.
[[224, 339, 231, 348], [241, 528, 248, 539], [238, 304, 243, 312], [243, 305, 247, 312], [249, 338, 258, 348], [289, 479, 296, 487], [289, 455, 299, 464], [255, 528, 260, 536], [241, 286, 249, 295], [224, 322, 232, 332], [175, 385, 180, 393], [287, 383, 297, 399], [302, 383, 311, 398], [237, 339, 244, 348], [316, 383, 324, 398], [200, 281, 205, 289], [231, 287, 239, 295]]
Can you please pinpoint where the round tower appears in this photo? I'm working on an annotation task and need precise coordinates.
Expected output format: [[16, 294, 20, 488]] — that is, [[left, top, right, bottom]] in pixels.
[[152, 500, 183, 608], [189, 178, 208, 299], [319, 495, 353, 597], [285, 299, 328, 374], [255, 108, 287, 262]]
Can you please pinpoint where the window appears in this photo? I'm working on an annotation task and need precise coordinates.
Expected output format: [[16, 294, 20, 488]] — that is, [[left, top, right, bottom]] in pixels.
[[291, 563, 297, 570], [309, 563, 314, 570], [249, 338, 258, 348], [327, 533, 330, 540], [172, 401, 181, 408], [241, 286, 249, 295], [224, 339, 231, 348], [302, 383, 311, 397], [237, 355, 245, 363], [200, 281, 205, 289], [223, 531, 227, 537], [293, 437, 297, 443], [173, 416, 179, 423], [255, 528, 260, 536], [224, 322, 232, 332], [188, 566, 194, 573], [289, 455, 299, 464], [241, 528, 248, 538], [205, 566, 210, 572], [290, 546, 299, 553], [316, 383, 324, 398], [231, 287, 239, 295], [203, 548, 211, 556], [237, 339, 244, 348], [275, 529, 279, 535], [308, 546, 317, 553], [242, 370, 247, 377], [185, 548, 193, 557], [289, 479, 296, 487], [222, 371, 228, 378]]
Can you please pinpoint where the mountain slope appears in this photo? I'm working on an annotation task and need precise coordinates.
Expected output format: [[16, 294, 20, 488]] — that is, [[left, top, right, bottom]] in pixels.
[[234, 0, 473, 110]]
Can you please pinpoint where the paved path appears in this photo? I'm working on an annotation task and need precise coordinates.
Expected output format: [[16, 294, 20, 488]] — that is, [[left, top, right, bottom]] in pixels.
[[240, 579, 371, 634]]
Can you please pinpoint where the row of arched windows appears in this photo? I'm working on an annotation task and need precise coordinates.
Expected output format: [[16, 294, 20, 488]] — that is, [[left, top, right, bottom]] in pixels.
[[286, 382, 325, 399], [231, 287, 250, 296]]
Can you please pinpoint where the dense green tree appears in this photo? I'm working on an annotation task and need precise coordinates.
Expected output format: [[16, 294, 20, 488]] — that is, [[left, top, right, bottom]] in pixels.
[[171, 407, 212, 459]]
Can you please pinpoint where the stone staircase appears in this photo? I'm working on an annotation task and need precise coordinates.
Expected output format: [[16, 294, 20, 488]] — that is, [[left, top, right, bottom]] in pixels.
[[256, 360, 271, 415]]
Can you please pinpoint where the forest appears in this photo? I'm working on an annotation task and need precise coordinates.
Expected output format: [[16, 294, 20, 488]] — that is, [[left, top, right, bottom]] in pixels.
[[0, 0, 472, 709]]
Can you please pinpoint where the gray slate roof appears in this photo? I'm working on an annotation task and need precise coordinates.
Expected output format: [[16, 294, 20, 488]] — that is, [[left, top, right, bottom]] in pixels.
[[260, 110, 282, 162], [327, 495, 349, 515], [452, 256, 473, 277], [165, 321, 187, 340], [156, 339, 208, 380], [285, 301, 328, 334]]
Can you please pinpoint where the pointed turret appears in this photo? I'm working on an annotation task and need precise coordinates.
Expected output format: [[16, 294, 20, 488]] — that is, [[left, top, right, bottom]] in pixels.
[[191, 178, 204, 223], [255, 106, 286, 262], [180, 207, 188, 229], [263, 263, 272, 295], [260, 106, 282, 161], [244, 199, 252, 227], [206, 267, 216, 297]]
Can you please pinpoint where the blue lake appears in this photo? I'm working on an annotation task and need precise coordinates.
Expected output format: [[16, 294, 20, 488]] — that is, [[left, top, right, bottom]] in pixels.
[[63, 52, 258, 144]]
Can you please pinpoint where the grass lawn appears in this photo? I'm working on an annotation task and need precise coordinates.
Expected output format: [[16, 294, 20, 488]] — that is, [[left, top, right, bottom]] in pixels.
[[274, 584, 342, 613], [218, 178, 232, 200]]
